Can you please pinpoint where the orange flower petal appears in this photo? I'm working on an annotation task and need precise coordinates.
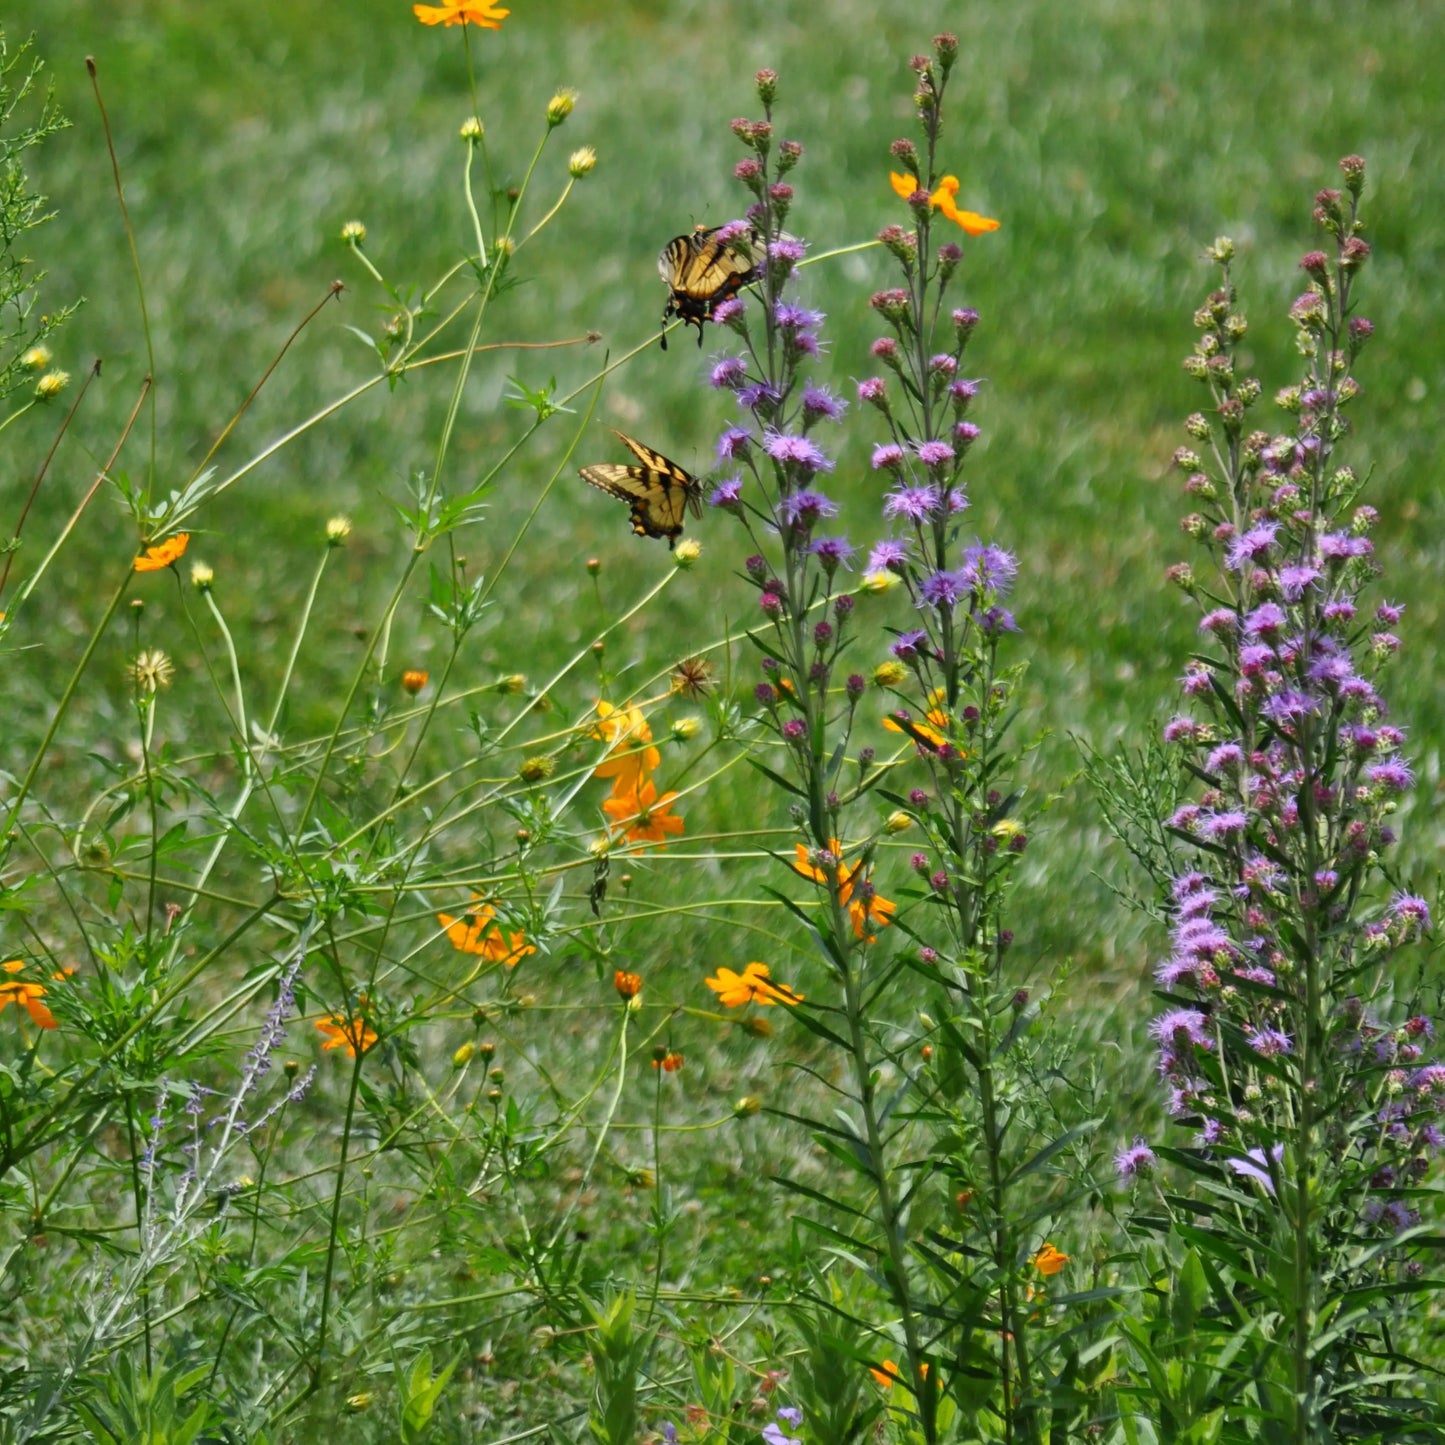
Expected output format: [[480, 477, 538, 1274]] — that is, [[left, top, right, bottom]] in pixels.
[[133, 533, 190, 572], [889, 171, 919, 201]]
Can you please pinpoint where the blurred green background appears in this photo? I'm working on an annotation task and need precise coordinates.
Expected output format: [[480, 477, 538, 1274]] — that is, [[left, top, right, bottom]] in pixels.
[[4, 0, 1443, 986]]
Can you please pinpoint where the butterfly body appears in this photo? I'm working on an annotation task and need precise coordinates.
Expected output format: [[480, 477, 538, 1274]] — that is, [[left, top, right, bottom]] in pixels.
[[657, 224, 757, 350], [578, 431, 702, 548]]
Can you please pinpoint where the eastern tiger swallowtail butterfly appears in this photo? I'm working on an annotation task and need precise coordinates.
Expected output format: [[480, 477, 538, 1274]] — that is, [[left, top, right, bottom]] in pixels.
[[577, 431, 702, 548], [657, 224, 758, 350]]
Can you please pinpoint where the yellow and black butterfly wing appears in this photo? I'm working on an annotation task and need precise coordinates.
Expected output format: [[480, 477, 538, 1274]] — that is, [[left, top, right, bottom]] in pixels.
[[658, 224, 758, 350], [578, 432, 701, 548]]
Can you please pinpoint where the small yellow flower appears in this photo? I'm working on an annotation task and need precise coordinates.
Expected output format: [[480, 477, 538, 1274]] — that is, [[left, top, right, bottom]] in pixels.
[[873, 660, 907, 688], [567, 146, 597, 178], [497, 673, 526, 694], [35, 370, 69, 399], [344, 1391, 373, 1413], [704, 961, 803, 1008], [340, 220, 367, 244], [190, 562, 214, 591], [733, 1095, 762, 1116], [546, 89, 577, 126], [1031, 1242, 1069, 1276], [673, 538, 701, 567], [452, 1041, 476, 1068], [414, 0, 509, 28], [991, 818, 1024, 842], [861, 569, 900, 594], [20, 344, 51, 370], [519, 754, 556, 783], [671, 716, 701, 741], [885, 811, 913, 834], [134, 533, 190, 572], [326, 516, 352, 545], [459, 116, 484, 141]]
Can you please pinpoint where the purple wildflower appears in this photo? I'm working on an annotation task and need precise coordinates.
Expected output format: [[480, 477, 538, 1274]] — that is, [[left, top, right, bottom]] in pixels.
[[1248, 1027, 1294, 1058], [710, 356, 748, 390], [774, 302, 824, 331], [867, 539, 909, 573], [716, 426, 752, 459], [958, 542, 1018, 596], [712, 296, 745, 326], [884, 485, 941, 522], [1244, 602, 1287, 638], [809, 536, 855, 571], [857, 376, 888, 405], [1150, 1009, 1214, 1050], [1225, 522, 1279, 570], [1389, 893, 1431, 934], [763, 1425, 800, 1445], [709, 477, 744, 511], [776, 1408, 804, 1430], [918, 569, 966, 610], [916, 439, 956, 468], [764, 431, 833, 474], [737, 381, 781, 411], [802, 383, 845, 422], [1366, 760, 1414, 793], [891, 629, 927, 660], [871, 442, 906, 471], [779, 490, 838, 526], [981, 606, 1019, 634], [1115, 1137, 1158, 1179], [1278, 563, 1322, 600]]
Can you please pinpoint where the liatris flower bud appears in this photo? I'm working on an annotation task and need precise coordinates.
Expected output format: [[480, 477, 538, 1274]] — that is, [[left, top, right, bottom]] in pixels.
[[1338, 153, 1366, 193], [890, 137, 919, 170], [777, 138, 803, 172], [933, 30, 959, 71], [755, 68, 778, 106]]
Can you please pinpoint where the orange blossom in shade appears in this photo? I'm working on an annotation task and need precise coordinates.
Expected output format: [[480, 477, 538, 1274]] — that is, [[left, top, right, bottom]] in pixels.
[[704, 961, 803, 1008], [315, 1011, 378, 1058], [401, 669, 429, 694], [133, 533, 190, 572], [437, 900, 536, 967], [1031, 1242, 1069, 1276], [602, 777, 684, 848], [652, 1050, 684, 1072], [0, 960, 56, 1029], [889, 171, 999, 236], [870, 1360, 930, 1389], [413, 0, 509, 27], [613, 970, 642, 999]]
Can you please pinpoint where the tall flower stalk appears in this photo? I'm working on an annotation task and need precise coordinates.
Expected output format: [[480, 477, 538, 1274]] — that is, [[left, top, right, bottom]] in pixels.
[[704, 46, 1082, 1444], [1134, 158, 1443, 1438]]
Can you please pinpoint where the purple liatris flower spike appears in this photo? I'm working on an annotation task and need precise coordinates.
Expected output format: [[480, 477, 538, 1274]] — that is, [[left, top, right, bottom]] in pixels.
[[764, 430, 833, 474]]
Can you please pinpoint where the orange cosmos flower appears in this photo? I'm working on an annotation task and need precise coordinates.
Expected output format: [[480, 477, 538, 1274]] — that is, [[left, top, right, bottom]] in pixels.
[[791, 840, 857, 903], [870, 1359, 930, 1389], [413, 0, 509, 27], [849, 884, 897, 943], [883, 688, 955, 753], [591, 700, 661, 792], [613, 969, 642, 999], [0, 960, 56, 1029], [652, 1050, 684, 1072], [437, 899, 537, 967], [133, 533, 190, 572], [401, 669, 429, 694], [316, 1011, 377, 1057], [889, 172, 999, 236], [1031, 1242, 1069, 1276], [602, 777, 684, 849], [704, 961, 803, 1008]]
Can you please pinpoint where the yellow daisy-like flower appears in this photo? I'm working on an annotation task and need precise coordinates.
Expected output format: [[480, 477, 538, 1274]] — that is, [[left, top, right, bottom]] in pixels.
[[704, 961, 803, 1008], [0, 960, 56, 1029], [889, 172, 999, 236], [413, 0, 509, 28], [1031, 1242, 1069, 1276], [133, 533, 190, 573], [315, 1011, 377, 1058], [849, 886, 897, 943]]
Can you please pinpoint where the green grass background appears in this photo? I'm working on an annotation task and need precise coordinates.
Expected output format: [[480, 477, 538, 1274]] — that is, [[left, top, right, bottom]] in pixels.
[[2, 0, 1443, 1426]]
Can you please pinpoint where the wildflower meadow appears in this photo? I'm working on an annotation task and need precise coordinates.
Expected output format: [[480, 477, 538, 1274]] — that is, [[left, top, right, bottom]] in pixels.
[[1, 2, 1443, 1442]]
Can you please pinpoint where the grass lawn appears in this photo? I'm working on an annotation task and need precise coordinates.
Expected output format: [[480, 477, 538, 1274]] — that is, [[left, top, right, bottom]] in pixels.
[[2, 0, 1442, 1434]]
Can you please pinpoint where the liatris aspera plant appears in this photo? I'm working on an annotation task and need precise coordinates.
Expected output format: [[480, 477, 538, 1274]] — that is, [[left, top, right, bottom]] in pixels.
[[1122, 159, 1444, 1438], [700, 49, 1102, 1444]]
